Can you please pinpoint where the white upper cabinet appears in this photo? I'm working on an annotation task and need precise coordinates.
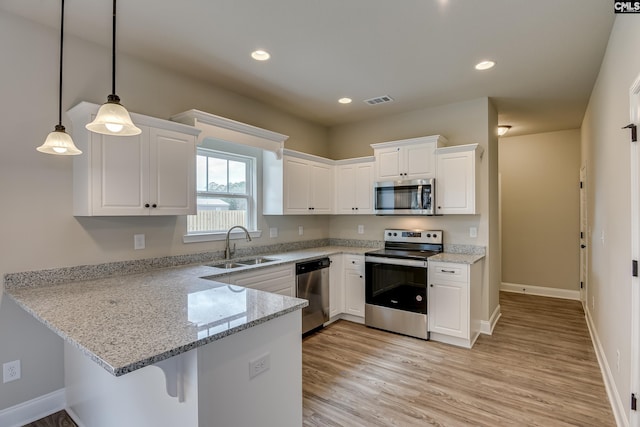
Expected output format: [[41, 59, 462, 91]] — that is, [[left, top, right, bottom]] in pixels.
[[263, 149, 334, 215], [335, 158, 375, 214], [371, 135, 448, 182], [435, 143, 483, 215], [68, 102, 200, 216]]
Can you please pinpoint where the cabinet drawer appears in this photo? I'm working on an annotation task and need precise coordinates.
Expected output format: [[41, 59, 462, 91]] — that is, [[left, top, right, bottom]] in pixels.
[[429, 262, 468, 283], [344, 255, 364, 272]]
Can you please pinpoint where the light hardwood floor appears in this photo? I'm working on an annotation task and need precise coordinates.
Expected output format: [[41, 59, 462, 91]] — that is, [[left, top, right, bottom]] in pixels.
[[302, 292, 615, 427]]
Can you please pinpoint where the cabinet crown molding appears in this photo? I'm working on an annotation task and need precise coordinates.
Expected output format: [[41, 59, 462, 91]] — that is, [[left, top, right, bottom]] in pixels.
[[67, 101, 200, 136], [370, 134, 448, 150]]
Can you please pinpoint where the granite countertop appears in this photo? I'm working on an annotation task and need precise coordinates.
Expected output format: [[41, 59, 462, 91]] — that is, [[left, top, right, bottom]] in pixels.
[[3, 244, 483, 377], [428, 252, 485, 264], [2, 246, 368, 377], [5, 264, 308, 377]]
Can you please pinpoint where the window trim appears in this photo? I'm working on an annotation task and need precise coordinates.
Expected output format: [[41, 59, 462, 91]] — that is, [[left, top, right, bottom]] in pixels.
[[185, 148, 258, 242]]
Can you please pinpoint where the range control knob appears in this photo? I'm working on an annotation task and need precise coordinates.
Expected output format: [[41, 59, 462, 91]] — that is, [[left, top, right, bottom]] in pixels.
[[426, 233, 431, 238]]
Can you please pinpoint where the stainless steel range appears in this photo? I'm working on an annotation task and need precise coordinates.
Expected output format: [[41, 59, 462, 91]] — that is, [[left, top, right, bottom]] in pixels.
[[364, 229, 443, 340]]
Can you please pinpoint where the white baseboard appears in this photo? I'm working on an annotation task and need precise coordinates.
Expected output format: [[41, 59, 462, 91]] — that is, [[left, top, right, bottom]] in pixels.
[[65, 405, 88, 427], [501, 282, 580, 300], [480, 303, 501, 335], [0, 388, 66, 427], [584, 305, 628, 427]]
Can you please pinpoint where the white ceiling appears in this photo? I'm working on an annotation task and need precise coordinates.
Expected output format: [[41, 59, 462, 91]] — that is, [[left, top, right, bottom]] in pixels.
[[1, 0, 614, 136]]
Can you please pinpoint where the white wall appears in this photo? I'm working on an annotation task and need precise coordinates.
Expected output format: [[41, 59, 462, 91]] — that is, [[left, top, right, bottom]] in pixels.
[[581, 15, 640, 425], [0, 10, 330, 410]]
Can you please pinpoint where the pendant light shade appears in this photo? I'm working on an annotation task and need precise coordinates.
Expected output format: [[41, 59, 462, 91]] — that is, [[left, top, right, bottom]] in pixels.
[[86, 0, 141, 136], [86, 94, 140, 136], [37, 0, 82, 156], [38, 125, 82, 155]]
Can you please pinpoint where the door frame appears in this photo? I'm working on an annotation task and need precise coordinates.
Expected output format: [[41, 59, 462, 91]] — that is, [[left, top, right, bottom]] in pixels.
[[579, 165, 588, 303], [630, 72, 640, 427]]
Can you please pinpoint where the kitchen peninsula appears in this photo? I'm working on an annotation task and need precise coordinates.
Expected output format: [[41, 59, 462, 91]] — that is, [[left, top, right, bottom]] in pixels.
[[4, 263, 308, 427]]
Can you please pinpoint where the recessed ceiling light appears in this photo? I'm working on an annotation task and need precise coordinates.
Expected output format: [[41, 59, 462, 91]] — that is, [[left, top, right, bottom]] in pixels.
[[251, 50, 270, 61], [475, 60, 495, 71], [338, 97, 352, 104]]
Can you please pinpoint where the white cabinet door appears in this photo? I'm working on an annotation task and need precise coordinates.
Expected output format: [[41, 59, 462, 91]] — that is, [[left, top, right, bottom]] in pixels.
[[309, 162, 334, 213], [344, 255, 365, 317], [336, 164, 356, 214], [149, 128, 196, 215], [374, 146, 402, 181], [353, 163, 374, 213], [428, 280, 468, 339], [329, 255, 344, 318], [90, 127, 149, 215], [435, 144, 481, 215], [405, 142, 436, 180], [335, 161, 374, 214], [284, 157, 311, 214]]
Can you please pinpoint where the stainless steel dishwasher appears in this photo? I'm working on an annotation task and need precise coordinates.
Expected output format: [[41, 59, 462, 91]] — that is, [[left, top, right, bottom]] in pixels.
[[296, 257, 330, 334]]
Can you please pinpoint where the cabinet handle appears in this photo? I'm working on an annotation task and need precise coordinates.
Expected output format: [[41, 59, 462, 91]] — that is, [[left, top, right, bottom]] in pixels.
[[359, 275, 363, 279], [144, 203, 150, 208], [152, 204, 157, 208], [440, 269, 455, 274], [430, 284, 434, 287], [352, 261, 356, 264]]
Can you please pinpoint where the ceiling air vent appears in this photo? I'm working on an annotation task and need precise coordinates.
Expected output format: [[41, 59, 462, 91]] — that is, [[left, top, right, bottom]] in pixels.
[[364, 95, 394, 105]]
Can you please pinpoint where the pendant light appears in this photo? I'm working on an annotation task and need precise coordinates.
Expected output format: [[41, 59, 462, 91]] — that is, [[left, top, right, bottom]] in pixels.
[[37, 0, 82, 156], [85, 0, 141, 136]]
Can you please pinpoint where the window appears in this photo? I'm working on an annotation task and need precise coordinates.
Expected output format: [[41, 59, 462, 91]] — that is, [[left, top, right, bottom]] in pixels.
[[187, 148, 256, 235]]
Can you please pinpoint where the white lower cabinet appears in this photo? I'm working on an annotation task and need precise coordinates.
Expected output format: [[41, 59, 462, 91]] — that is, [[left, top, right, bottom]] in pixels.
[[343, 255, 365, 318], [428, 260, 482, 348], [329, 255, 344, 318], [227, 264, 295, 297]]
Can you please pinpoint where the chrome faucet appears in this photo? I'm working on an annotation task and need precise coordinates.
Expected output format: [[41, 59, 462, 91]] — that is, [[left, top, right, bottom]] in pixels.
[[225, 225, 252, 259]]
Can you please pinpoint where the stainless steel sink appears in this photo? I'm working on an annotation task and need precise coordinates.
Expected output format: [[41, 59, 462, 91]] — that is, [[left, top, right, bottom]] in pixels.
[[207, 262, 245, 269], [237, 257, 278, 265]]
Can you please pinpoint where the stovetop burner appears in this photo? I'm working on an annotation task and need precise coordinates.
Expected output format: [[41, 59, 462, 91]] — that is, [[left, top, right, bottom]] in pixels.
[[366, 228, 444, 260], [365, 248, 441, 261]]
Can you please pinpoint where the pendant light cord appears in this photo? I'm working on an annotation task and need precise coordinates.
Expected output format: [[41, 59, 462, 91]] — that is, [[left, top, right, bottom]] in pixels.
[[58, 0, 65, 126], [111, 0, 117, 97]]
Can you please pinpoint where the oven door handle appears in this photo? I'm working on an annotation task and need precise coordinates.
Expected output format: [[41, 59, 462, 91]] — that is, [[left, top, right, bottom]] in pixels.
[[365, 256, 427, 268]]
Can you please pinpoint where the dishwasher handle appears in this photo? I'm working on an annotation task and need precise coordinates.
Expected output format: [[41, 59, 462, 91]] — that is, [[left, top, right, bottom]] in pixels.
[[296, 257, 331, 275]]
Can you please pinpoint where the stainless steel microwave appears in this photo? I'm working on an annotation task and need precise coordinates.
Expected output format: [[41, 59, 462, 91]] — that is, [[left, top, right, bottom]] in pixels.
[[373, 178, 435, 215]]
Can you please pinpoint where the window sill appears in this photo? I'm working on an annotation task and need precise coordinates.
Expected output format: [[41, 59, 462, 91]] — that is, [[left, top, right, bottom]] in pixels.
[[183, 230, 262, 244]]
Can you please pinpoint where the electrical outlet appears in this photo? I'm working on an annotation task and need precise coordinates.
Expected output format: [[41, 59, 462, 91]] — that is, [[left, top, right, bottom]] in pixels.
[[616, 349, 620, 372], [269, 227, 278, 238], [134, 234, 145, 250], [249, 353, 270, 379], [298, 226, 304, 236], [358, 225, 364, 234], [469, 227, 478, 238], [3, 360, 21, 383]]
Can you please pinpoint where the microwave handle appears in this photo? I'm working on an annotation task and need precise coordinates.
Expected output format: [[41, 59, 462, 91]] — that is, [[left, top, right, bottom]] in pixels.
[[417, 185, 422, 210]]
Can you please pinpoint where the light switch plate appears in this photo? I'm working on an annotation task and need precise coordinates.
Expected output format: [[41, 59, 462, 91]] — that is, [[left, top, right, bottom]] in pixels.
[[298, 226, 304, 235], [134, 234, 145, 250]]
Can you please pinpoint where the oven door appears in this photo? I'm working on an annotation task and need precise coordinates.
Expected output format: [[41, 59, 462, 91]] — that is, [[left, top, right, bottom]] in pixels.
[[365, 256, 428, 314]]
